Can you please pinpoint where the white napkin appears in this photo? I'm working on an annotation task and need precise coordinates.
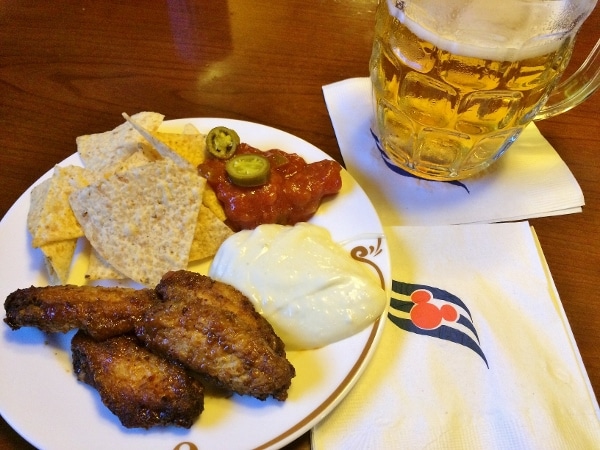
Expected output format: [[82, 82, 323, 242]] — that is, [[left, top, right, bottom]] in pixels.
[[322, 78, 584, 225], [312, 223, 600, 449]]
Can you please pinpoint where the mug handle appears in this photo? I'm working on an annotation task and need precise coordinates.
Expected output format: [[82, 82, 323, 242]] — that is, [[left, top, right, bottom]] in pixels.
[[535, 37, 600, 120]]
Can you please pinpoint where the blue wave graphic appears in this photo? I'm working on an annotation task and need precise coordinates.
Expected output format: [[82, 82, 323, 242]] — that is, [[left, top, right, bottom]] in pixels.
[[388, 315, 488, 368], [389, 281, 488, 367]]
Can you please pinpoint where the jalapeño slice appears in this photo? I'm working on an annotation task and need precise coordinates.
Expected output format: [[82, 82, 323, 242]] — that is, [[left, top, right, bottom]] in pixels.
[[206, 126, 240, 159], [225, 154, 270, 187]]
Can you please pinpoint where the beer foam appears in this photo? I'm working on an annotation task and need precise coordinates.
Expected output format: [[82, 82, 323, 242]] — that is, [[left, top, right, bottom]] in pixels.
[[385, 0, 567, 61]]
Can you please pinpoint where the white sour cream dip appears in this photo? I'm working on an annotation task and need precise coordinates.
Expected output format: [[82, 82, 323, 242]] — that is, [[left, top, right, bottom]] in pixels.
[[208, 223, 386, 350]]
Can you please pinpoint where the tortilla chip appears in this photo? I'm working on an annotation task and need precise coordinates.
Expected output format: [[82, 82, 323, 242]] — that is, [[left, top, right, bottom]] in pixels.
[[168, 130, 206, 166], [77, 112, 164, 172], [202, 186, 227, 222], [27, 179, 51, 241], [182, 123, 200, 134], [122, 113, 195, 169], [69, 159, 205, 287], [100, 149, 155, 179], [27, 166, 94, 248], [168, 123, 207, 166], [188, 205, 234, 262], [152, 129, 206, 166], [85, 246, 126, 281], [40, 238, 77, 285]]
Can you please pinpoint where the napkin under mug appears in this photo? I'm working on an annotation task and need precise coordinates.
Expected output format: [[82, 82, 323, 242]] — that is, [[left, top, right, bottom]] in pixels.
[[322, 78, 584, 225]]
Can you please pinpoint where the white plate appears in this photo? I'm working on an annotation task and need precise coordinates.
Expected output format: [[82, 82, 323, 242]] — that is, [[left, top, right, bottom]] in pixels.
[[0, 118, 390, 450]]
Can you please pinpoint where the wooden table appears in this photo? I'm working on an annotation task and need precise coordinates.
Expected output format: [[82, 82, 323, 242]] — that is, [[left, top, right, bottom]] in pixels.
[[1, 2, 598, 449]]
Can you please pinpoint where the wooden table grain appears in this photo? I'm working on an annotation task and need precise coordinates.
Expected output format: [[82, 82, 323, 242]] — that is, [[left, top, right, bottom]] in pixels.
[[1, 2, 598, 449]]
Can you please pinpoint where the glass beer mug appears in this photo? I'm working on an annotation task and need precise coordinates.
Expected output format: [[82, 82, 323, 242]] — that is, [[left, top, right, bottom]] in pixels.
[[370, 0, 599, 180]]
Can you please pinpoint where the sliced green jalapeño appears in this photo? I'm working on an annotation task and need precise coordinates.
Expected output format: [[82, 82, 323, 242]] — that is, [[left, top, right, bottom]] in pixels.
[[225, 154, 270, 187], [206, 126, 240, 159]]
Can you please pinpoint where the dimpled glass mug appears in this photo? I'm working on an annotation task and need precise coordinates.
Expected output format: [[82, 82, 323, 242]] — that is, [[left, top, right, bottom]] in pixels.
[[370, 0, 599, 180]]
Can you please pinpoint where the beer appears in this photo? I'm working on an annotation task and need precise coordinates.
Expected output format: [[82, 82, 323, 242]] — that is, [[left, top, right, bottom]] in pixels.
[[370, 1, 575, 180]]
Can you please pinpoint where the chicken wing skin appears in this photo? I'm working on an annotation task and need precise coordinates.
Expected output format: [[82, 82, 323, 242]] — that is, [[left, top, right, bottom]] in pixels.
[[71, 331, 204, 429], [4, 285, 158, 340], [155, 270, 287, 355], [137, 270, 295, 401]]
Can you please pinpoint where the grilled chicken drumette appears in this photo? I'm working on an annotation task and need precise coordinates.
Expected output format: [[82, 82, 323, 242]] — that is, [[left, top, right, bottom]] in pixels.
[[136, 270, 295, 401]]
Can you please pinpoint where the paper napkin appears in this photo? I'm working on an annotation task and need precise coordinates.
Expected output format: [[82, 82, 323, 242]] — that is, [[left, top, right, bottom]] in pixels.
[[312, 223, 600, 449], [322, 78, 584, 225]]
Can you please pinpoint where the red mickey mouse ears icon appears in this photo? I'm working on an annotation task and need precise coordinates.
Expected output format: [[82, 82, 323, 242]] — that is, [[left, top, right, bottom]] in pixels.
[[410, 289, 458, 330]]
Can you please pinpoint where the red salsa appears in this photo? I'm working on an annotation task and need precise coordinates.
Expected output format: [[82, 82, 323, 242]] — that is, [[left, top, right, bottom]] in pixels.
[[198, 143, 342, 231]]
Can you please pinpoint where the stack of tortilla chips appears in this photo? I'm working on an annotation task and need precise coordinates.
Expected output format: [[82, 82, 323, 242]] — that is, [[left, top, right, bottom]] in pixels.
[[27, 112, 233, 287]]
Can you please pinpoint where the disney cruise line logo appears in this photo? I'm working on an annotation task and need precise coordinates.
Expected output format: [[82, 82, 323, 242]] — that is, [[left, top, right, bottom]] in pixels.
[[388, 280, 488, 367]]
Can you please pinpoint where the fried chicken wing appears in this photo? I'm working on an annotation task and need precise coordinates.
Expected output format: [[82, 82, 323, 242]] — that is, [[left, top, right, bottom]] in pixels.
[[137, 270, 295, 401], [71, 331, 204, 429], [155, 270, 287, 355], [4, 285, 158, 340]]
